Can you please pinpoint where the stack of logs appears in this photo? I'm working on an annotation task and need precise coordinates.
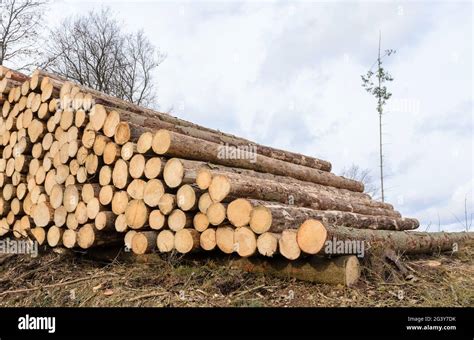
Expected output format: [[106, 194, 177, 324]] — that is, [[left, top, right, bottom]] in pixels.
[[1, 65, 472, 286]]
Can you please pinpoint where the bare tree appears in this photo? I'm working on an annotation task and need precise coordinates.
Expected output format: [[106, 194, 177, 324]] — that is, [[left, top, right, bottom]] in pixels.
[[0, 0, 46, 70], [341, 164, 379, 199], [43, 8, 165, 107]]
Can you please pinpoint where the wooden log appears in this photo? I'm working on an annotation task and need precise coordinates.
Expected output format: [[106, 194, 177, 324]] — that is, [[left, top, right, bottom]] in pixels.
[[82, 183, 101, 204], [200, 228, 216, 251], [89, 104, 107, 131], [47, 226, 64, 247], [143, 179, 165, 208], [198, 192, 212, 214], [114, 122, 130, 145], [32, 201, 54, 227], [50, 184, 64, 209], [206, 167, 398, 216], [162, 158, 200, 189], [137, 132, 153, 154], [152, 129, 360, 192], [125, 199, 149, 229], [95, 211, 116, 231], [77, 224, 120, 249], [120, 142, 136, 161], [158, 193, 176, 215], [75, 201, 88, 224], [93, 135, 110, 156], [193, 212, 209, 232], [297, 219, 474, 255], [30, 227, 46, 245], [215, 226, 235, 254], [131, 231, 157, 254], [129, 154, 145, 178], [195, 161, 392, 209], [124, 230, 137, 249], [247, 201, 419, 234], [85, 153, 99, 175], [112, 159, 130, 189], [62, 229, 77, 248], [111, 191, 129, 215], [195, 168, 213, 190], [63, 184, 80, 212], [99, 185, 115, 206], [232, 255, 361, 286], [279, 229, 301, 260], [127, 179, 146, 200], [87, 198, 103, 219], [99, 165, 112, 186], [176, 184, 198, 211], [66, 213, 78, 230], [149, 209, 166, 230], [234, 226, 257, 257], [144, 157, 164, 179], [103, 110, 121, 138], [157, 230, 174, 253], [175, 228, 200, 254], [103, 100, 333, 172], [257, 232, 279, 257], [226, 198, 253, 227], [206, 202, 227, 226], [115, 214, 128, 232], [168, 209, 192, 231], [103, 141, 120, 165], [54, 205, 67, 227]]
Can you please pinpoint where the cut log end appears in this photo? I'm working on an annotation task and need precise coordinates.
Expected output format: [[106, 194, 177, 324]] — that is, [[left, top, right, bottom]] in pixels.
[[157, 230, 174, 253], [296, 219, 327, 254], [234, 226, 257, 257], [131, 231, 157, 254], [168, 209, 190, 232], [193, 212, 209, 232], [257, 232, 278, 257], [149, 210, 166, 230], [249, 205, 272, 234], [208, 175, 231, 202], [227, 198, 252, 227], [62, 229, 77, 249], [196, 168, 212, 190], [215, 226, 234, 254], [176, 184, 197, 211], [279, 230, 301, 260], [47, 226, 64, 247], [77, 224, 96, 249], [175, 228, 200, 254], [207, 202, 227, 226], [152, 129, 171, 155], [163, 158, 183, 188], [200, 228, 216, 251]]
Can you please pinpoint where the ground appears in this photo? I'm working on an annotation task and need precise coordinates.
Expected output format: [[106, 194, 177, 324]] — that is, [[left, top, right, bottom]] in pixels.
[[0, 242, 472, 307]]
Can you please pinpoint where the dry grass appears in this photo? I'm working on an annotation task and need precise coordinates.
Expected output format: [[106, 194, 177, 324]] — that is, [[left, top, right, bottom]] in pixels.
[[0, 242, 472, 307]]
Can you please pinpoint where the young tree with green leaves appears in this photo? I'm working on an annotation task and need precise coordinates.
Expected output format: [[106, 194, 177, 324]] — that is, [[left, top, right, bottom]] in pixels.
[[361, 32, 396, 202]]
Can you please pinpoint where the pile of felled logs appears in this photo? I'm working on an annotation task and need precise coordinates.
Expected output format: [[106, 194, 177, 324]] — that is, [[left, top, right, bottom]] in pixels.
[[1, 65, 472, 286]]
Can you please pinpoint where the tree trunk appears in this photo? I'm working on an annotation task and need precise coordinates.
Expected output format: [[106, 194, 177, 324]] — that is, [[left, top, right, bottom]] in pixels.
[[247, 201, 418, 235], [152, 129, 362, 192], [297, 219, 474, 255], [231, 255, 360, 286]]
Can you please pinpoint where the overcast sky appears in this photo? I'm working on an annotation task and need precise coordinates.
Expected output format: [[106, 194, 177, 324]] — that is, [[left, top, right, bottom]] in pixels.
[[42, 0, 472, 232]]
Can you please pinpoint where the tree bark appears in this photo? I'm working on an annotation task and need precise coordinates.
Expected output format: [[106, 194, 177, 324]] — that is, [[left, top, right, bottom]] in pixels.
[[248, 201, 419, 235], [231, 255, 360, 286], [152, 130, 362, 192], [297, 219, 474, 255]]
